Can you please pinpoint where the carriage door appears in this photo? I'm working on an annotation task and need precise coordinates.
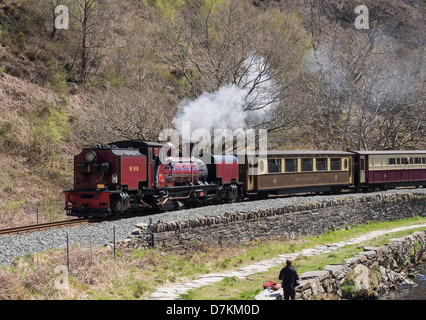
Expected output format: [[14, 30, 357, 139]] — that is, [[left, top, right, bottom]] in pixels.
[[247, 156, 256, 191], [157, 148, 166, 188], [360, 156, 366, 184]]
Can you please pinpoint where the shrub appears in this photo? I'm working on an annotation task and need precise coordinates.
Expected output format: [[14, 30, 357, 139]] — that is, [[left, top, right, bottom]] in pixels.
[[0, 121, 19, 151], [26, 101, 70, 163], [341, 283, 356, 300]]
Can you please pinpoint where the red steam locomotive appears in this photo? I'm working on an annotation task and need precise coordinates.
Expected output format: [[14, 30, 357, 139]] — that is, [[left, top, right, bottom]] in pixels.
[[64, 141, 240, 217]]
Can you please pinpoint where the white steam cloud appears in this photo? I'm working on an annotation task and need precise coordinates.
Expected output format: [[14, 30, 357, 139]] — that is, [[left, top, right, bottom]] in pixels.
[[172, 55, 278, 138]]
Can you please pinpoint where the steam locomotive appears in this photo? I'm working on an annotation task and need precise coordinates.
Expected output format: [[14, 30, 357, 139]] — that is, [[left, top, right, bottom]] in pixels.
[[64, 140, 426, 218], [64, 141, 240, 217]]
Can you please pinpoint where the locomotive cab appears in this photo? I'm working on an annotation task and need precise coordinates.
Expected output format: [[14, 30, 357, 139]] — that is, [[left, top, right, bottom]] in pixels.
[[64, 144, 150, 217]]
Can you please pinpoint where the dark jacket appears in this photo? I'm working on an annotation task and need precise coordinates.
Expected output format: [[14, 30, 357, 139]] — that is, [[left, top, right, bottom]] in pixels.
[[279, 266, 299, 289]]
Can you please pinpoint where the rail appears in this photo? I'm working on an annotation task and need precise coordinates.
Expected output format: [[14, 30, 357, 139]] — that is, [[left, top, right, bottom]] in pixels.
[[0, 219, 90, 236]]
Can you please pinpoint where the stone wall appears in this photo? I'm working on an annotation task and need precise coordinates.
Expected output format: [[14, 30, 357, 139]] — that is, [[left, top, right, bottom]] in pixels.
[[133, 192, 426, 249], [295, 230, 426, 299], [255, 230, 426, 300]]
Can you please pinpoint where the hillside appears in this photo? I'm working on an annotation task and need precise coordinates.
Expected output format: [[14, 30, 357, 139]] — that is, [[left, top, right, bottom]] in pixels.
[[0, 0, 424, 227]]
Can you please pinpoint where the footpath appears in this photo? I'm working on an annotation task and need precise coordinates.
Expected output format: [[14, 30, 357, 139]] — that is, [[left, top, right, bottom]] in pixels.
[[149, 223, 426, 300]]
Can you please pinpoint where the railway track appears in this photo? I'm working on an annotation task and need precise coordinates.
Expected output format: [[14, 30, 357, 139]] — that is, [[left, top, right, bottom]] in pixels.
[[0, 219, 90, 236], [0, 187, 420, 237], [0, 208, 158, 236]]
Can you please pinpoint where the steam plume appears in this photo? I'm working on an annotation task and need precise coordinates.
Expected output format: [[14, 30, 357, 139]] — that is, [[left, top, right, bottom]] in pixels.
[[172, 55, 278, 138]]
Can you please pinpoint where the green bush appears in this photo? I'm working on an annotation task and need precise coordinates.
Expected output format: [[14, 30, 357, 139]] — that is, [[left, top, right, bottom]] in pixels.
[[45, 59, 68, 93], [1, 199, 26, 226], [341, 283, 356, 300], [26, 101, 70, 163], [0, 121, 19, 151], [39, 196, 63, 222]]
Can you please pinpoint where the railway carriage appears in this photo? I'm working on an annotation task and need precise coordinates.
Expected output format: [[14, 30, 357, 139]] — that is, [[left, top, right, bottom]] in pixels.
[[352, 150, 426, 191], [239, 151, 355, 197]]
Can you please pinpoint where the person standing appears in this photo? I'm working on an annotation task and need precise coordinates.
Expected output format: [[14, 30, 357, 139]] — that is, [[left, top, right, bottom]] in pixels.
[[153, 148, 160, 186], [278, 260, 300, 300]]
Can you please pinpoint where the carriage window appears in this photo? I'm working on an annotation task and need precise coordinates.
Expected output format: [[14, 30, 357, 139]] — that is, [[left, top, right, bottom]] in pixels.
[[374, 157, 381, 166], [410, 158, 414, 164], [343, 159, 348, 170], [387, 158, 396, 165], [285, 159, 297, 173], [414, 158, 422, 164], [268, 159, 282, 173], [423, 158, 426, 164], [316, 158, 328, 171], [330, 158, 341, 171], [397, 158, 401, 165], [301, 158, 313, 172]]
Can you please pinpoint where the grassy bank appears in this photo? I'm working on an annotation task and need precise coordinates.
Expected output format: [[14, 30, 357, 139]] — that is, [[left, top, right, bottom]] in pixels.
[[1, 216, 426, 300]]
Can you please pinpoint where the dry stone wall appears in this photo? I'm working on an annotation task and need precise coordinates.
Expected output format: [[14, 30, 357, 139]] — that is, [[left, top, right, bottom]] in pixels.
[[295, 230, 426, 300], [135, 192, 425, 249], [255, 230, 426, 300]]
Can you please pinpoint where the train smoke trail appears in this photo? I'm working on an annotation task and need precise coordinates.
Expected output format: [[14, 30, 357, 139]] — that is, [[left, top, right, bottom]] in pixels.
[[172, 55, 278, 140]]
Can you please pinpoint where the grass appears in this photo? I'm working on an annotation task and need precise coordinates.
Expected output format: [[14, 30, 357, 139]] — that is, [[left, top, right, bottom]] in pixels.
[[0, 216, 425, 300], [0, 153, 74, 229]]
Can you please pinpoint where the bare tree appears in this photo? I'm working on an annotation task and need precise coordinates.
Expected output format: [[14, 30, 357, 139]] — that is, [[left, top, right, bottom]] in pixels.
[[45, 0, 63, 38], [300, 0, 425, 150], [75, 87, 177, 145], [66, 0, 120, 83], [148, 0, 311, 141]]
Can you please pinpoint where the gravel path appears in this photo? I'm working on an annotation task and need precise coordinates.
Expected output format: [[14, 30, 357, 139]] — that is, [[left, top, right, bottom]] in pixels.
[[0, 188, 424, 266]]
